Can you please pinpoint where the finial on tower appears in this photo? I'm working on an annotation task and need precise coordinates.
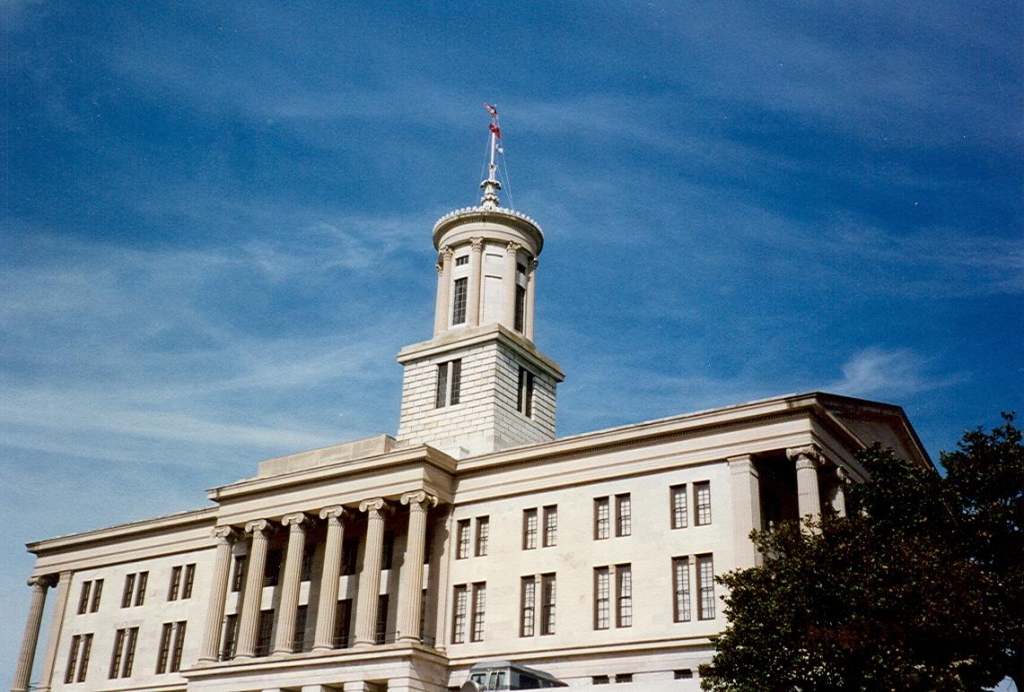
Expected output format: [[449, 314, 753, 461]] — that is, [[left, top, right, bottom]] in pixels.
[[480, 102, 502, 209]]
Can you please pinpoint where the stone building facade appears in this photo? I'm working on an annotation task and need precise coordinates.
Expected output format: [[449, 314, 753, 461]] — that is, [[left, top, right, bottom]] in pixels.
[[12, 163, 931, 692]]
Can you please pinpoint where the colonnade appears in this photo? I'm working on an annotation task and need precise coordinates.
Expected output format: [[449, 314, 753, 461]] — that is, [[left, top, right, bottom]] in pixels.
[[198, 491, 439, 664]]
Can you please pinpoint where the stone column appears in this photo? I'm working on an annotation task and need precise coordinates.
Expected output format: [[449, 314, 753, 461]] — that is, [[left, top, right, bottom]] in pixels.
[[11, 574, 56, 692], [273, 513, 311, 655], [788, 446, 823, 521], [198, 526, 237, 662], [313, 506, 347, 651], [35, 571, 72, 692], [235, 519, 271, 658], [397, 491, 438, 643], [503, 242, 520, 327], [434, 247, 453, 335], [728, 455, 762, 568], [831, 467, 848, 516], [353, 498, 389, 647], [467, 237, 484, 327], [525, 257, 538, 340], [433, 261, 445, 336]]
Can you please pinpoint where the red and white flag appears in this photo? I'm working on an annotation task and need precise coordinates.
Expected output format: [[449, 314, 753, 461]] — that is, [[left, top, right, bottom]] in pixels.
[[489, 123, 501, 139], [484, 102, 498, 119]]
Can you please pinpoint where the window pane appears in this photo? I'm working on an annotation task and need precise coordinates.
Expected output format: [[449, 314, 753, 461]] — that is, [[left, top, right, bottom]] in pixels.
[[457, 519, 471, 559], [594, 567, 610, 630], [616, 565, 632, 627], [523, 509, 538, 550], [695, 481, 712, 526], [521, 578, 536, 637], [616, 494, 632, 537], [452, 277, 468, 324], [595, 497, 610, 540], [697, 554, 715, 620], [543, 505, 558, 547], [672, 485, 688, 529], [674, 557, 691, 622], [452, 585, 468, 643], [475, 516, 489, 557], [435, 362, 449, 408]]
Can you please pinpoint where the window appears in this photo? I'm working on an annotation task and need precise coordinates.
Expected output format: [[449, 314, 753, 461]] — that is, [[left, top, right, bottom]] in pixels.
[[594, 497, 610, 540], [108, 627, 138, 679], [264, 549, 282, 587], [156, 621, 187, 673], [170, 621, 186, 671], [517, 367, 535, 416], [375, 594, 389, 643], [134, 571, 148, 606], [675, 669, 694, 680], [697, 554, 716, 620], [457, 519, 471, 559], [77, 581, 92, 614], [455, 254, 469, 266], [671, 485, 689, 529], [121, 571, 147, 608], [616, 564, 633, 628], [471, 582, 486, 642], [168, 566, 182, 601], [256, 610, 274, 656], [301, 544, 316, 582], [156, 623, 172, 674], [594, 567, 610, 630], [341, 538, 359, 575], [435, 359, 462, 408], [231, 555, 247, 592], [673, 557, 691, 622], [89, 579, 103, 612], [182, 564, 195, 599], [615, 674, 634, 684], [452, 585, 468, 643], [616, 494, 632, 537], [120, 574, 135, 608], [592, 675, 610, 685], [520, 577, 536, 637], [514, 284, 526, 332], [334, 599, 353, 648], [541, 573, 556, 635], [543, 505, 558, 547], [381, 531, 395, 570], [695, 481, 712, 526], [452, 277, 468, 324], [221, 614, 238, 660], [65, 633, 93, 683], [475, 516, 489, 556], [522, 508, 538, 550], [294, 605, 308, 652]]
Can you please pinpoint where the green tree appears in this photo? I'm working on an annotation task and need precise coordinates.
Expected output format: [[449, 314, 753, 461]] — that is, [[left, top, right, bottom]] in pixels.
[[699, 415, 1023, 692]]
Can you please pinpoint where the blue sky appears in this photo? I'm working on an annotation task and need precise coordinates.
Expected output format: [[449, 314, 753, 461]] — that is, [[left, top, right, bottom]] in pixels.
[[1, 1, 1021, 685]]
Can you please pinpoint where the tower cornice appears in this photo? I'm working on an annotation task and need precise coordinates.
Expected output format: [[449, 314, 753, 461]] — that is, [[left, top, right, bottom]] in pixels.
[[432, 206, 544, 256]]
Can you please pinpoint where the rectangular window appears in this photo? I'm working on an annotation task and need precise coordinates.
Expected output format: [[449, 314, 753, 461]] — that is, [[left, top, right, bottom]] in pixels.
[[334, 599, 353, 648], [381, 531, 395, 570], [156, 622, 172, 674], [594, 497, 610, 539], [294, 605, 308, 652], [168, 566, 182, 601], [616, 564, 633, 628], [516, 367, 535, 416], [695, 482, 712, 526], [615, 674, 633, 684], [301, 544, 316, 582], [90, 579, 103, 612], [435, 359, 463, 408], [66, 632, 93, 683], [697, 554, 716, 620], [121, 573, 135, 608], [109, 629, 124, 679], [78, 581, 92, 614], [455, 254, 469, 266], [231, 555, 246, 592], [170, 621, 186, 672], [671, 484, 689, 529], [457, 519, 471, 559], [221, 614, 238, 660], [522, 508, 538, 550], [540, 573, 556, 635], [475, 516, 489, 556], [108, 626, 138, 678], [134, 571, 148, 606], [673, 557, 691, 622], [264, 549, 282, 587], [592, 675, 610, 685], [616, 494, 632, 537], [182, 564, 195, 599], [542, 505, 558, 547], [514, 284, 526, 332], [452, 277, 468, 325], [471, 582, 486, 642], [256, 610, 274, 656], [594, 567, 610, 630], [520, 577, 536, 637], [341, 538, 359, 576], [452, 585, 468, 644]]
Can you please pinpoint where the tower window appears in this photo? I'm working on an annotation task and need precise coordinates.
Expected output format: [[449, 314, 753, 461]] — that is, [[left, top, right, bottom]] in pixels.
[[455, 255, 469, 266], [435, 359, 462, 408], [452, 277, 468, 325], [517, 367, 535, 417], [514, 284, 526, 332]]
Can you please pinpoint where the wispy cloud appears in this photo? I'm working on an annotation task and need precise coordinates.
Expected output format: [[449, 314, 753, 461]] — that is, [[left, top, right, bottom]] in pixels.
[[827, 347, 964, 399]]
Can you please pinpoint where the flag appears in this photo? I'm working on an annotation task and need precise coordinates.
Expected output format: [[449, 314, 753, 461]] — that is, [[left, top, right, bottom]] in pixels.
[[489, 123, 501, 139], [484, 102, 498, 118]]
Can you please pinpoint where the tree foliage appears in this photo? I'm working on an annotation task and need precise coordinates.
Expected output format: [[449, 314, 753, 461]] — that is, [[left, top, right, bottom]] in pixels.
[[700, 414, 1023, 692]]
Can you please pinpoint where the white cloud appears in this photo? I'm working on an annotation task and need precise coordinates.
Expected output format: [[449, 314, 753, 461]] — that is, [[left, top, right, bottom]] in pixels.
[[827, 347, 963, 399]]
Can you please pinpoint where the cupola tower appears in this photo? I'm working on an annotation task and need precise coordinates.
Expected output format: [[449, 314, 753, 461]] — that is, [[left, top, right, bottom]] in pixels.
[[396, 107, 564, 457]]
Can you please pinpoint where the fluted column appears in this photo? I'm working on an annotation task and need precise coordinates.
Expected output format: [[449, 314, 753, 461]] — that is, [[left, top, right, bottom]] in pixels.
[[432, 262, 445, 335], [525, 257, 538, 340], [35, 571, 72, 692], [235, 519, 271, 658], [397, 491, 438, 643], [503, 242, 520, 327], [273, 513, 311, 655], [728, 455, 762, 567], [12, 574, 56, 692], [313, 506, 347, 651], [353, 498, 389, 647], [434, 247, 453, 335], [467, 237, 484, 327], [198, 526, 237, 662], [788, 446, 823, 521]]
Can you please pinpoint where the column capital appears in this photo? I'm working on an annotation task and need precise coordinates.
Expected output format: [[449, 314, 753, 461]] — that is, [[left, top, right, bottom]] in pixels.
[[359, 497, 391, 515], [440, 245, 454, 260], [319, 505, 347, 522], [27, 574, 57, 589], [470, 236, 484, 251], [528, 257, 539, 270], [212, 525, 238, 542], [282, 512, 312, 528], [245, 518, 271, 535], [400, 490, 439, 511], [787, 445, 824, 468], [506, 241, 522, 255]]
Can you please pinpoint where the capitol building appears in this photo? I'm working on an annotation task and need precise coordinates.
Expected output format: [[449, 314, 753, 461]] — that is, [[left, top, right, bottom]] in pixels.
[[12, 137, 930, 692]]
